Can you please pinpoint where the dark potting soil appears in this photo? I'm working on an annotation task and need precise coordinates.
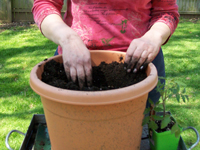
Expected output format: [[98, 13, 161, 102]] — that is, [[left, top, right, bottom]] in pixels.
[[41, 59, 147, 91]]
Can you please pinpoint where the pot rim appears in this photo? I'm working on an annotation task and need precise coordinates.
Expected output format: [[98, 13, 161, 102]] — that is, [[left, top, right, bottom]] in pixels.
[[30, 50, 158, 105]]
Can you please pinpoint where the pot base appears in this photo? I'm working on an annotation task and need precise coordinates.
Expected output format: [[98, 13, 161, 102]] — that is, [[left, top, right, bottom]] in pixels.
[[16, 115, 191, 150]]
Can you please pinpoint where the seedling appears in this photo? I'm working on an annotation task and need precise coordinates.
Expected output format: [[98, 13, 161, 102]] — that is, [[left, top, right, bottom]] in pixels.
[[143, 77, 189, 137]]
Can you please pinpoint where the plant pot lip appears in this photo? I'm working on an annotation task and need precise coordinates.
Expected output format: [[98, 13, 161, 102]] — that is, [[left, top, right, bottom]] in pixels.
[[30, 50, 158, 105], [151, 125, 183, 135]]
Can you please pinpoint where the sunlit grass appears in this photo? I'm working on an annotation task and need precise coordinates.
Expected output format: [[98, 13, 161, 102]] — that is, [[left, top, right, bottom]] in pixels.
[[162, 18, 200, 149], [0, 24, 55, 150]]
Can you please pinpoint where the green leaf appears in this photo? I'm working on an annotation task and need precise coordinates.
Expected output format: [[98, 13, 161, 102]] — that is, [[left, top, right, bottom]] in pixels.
[[158, 84, 165, 90], [177, 84, 180, 92], [156, 79, 165, 94], [175, 127, 181, 138], [168, 93, 173, 98], [181, 95, 186, 102], [185, 95, 189, 101], [161, 115, 171, 129], [172, 89, 178, 95], [155, 100, 160, 105], [171, 123, 179, 134], [176, 94, 180, 102], [154, 107, 163, 112], [182, 88, 186, 94], [148, 98, 154, 105], [142, 116, 150, 126], [143, 108, 151, 115], [149, 121, 158, 130], [152, 115, 163, 121]]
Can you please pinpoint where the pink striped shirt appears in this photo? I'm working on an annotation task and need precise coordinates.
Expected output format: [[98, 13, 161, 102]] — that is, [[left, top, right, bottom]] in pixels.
[[32, 0, 179, 54]]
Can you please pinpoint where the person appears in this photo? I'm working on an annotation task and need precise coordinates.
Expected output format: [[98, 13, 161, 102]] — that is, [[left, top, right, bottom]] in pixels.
[[32, 0, 179, 107]]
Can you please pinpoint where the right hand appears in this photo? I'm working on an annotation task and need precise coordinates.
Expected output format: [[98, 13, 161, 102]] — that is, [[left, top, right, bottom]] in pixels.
[[40, 14, 92, 88], [61, 34, 92, 89]]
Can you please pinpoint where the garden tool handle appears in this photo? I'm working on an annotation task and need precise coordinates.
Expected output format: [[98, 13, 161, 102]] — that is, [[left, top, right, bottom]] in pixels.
[[5, 130, 25, 150], [183, 126, 199, 150]]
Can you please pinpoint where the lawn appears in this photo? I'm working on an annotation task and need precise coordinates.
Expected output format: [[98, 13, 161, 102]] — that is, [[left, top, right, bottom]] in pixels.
[[0, 17, 200, 149]]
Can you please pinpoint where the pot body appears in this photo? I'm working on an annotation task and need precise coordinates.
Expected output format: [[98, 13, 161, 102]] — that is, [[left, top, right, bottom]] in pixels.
[[149, 128, 180, 150], [30, 50, 158, 150], [149, 115, 181, 150]]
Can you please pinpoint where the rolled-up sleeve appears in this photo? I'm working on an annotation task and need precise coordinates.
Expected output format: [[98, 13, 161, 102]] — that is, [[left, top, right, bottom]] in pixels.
[[149, 0, 180, 37], [32, 0, 64, 30]]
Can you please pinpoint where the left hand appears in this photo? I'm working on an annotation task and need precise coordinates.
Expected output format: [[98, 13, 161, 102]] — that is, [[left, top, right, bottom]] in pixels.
[[125, 36, 161, 73], [125, 22, 171, 73]]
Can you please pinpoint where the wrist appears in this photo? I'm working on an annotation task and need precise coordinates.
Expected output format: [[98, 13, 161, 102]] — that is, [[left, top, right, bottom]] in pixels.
[[58, 30, 80, 47], [144, 22, 171, 46], [41, 14, 80, 47], [142, 29, 163, 47]]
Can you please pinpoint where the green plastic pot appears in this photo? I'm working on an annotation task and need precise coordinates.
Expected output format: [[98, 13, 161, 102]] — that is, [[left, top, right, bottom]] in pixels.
[[149, 126, 200, 150], [149, 112, 200, 150], [149, 112, 180, 150], [149, 127, 181, 150]]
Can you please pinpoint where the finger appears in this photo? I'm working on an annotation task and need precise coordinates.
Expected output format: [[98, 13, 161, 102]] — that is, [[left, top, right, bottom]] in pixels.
[[146, 52, 154, 63], [70, 67, 77, 83], [140, 62, 149, 71], [125, 52, 138, 72], [140, 52, 154, 71], [84, 65, 92, 87], [63, 62, 71, 81], [77, 65, 86, 89], [128, 58, 138, 73], [128, 47, 143, 72], [134, 50, 148, 72], [125, 43, 137, 72], [83, 52, 92, 87]]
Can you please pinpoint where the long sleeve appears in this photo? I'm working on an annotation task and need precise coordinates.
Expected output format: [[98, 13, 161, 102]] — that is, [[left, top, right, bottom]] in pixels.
[[149, 0, 179, 36], [32, 0, 64, 30]]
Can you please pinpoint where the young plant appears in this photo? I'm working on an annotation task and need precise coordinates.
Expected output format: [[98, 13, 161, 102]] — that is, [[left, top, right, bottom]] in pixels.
[[142, 77, 189, 137]]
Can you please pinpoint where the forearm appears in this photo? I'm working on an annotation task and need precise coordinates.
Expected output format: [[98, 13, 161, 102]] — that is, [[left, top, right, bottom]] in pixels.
[[41, 14, 92, 88], [150, 0, 179, 39], [41, 14, 79, 47], [142, 22, 171, 46]]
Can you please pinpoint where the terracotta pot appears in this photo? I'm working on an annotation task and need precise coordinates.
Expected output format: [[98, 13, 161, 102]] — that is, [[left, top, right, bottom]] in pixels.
[[30, 50, 158, 150]]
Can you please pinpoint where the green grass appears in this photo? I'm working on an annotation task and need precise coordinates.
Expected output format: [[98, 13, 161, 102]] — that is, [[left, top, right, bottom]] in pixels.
[[162, 18, 200, 149], [0, 18, 200, 149], [0, 24, 57, 150]]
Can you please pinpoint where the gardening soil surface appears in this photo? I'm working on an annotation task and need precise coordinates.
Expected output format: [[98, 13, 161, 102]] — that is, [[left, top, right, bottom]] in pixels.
[[41, 59, 147, 91]]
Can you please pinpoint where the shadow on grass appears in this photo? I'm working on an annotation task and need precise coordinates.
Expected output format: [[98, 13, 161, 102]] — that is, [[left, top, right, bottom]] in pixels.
[[0, 44, 56, 97], [0, 22, 36, 33], [1, 45, 54, 69], [0, 107, 44, 120], [0, 41, 55, 119]]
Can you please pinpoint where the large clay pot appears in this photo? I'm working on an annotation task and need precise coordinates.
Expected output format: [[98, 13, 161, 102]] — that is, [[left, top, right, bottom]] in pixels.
[[30, 50, 158, 150]]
